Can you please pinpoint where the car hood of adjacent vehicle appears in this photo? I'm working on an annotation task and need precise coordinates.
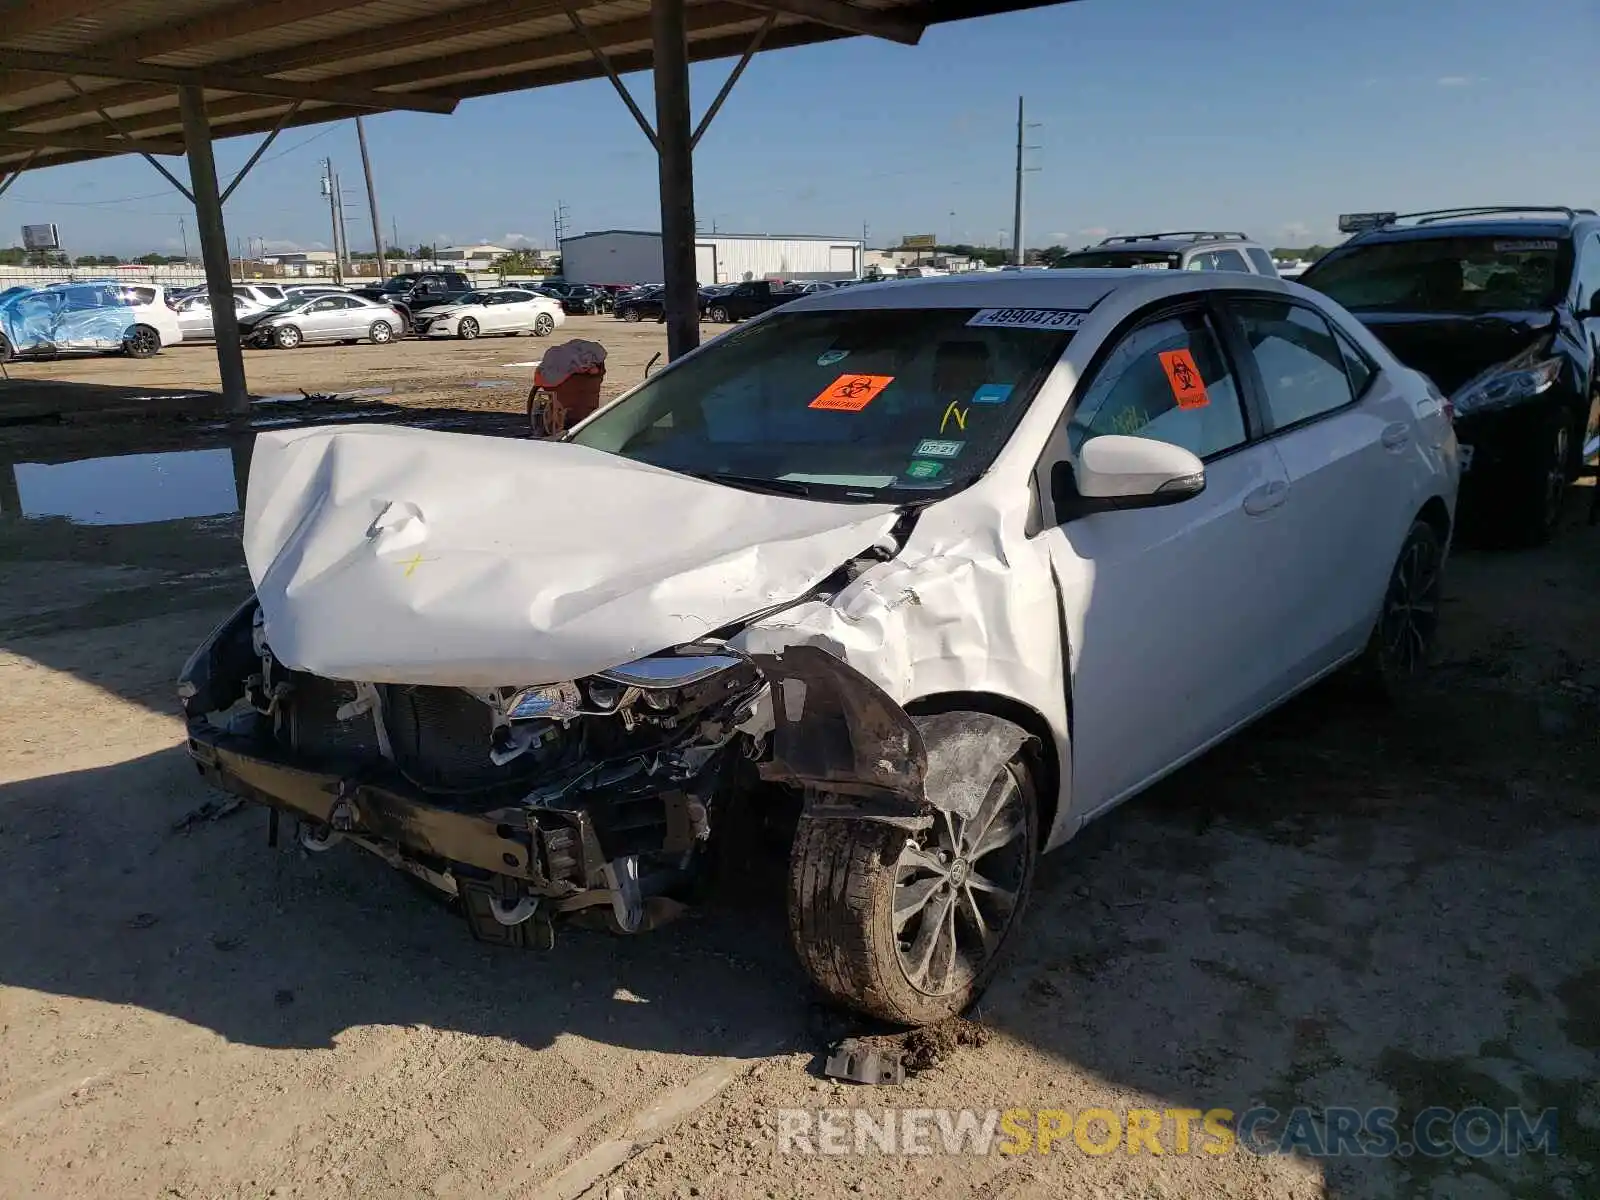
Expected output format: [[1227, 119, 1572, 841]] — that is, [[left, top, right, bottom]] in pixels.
[[243, 424, 900, 688], [1345, 309, 1556, 396]]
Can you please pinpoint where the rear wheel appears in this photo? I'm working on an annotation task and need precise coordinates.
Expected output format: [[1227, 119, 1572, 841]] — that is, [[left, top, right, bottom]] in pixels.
[[621, 308, 642, 323], [0, 330, 11, 364], [124, 324, 161, 358], [787, 715, 1038, 1026], [1357, 518, 1444, 699], [457, 317, 479, 340], [534, 313, 555, 336], [273, 325, 302, 350], [368, 320, 394, 345]]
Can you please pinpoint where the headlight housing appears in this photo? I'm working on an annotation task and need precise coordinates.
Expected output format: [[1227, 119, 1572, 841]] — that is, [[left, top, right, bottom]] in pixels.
[[1452, 357, 1561, 416]]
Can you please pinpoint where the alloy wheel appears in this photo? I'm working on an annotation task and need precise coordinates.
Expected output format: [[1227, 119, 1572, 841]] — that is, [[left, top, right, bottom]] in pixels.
[[459, 318, 479, 340], [892, 769, 1029, 997], [535, 314, 554, 336], [1379, 532, 1441, 678]]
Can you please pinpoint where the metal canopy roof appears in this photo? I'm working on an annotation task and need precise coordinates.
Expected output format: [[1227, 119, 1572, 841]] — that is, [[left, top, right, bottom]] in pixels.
[[0, 0, 1071, 175]]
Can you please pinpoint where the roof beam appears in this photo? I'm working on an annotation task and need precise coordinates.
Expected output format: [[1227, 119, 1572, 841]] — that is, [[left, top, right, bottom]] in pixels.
[[0, 0, 107, 41], [0, 49, 460, 114], [0, 0, 379, 99], [730, 0, 922, 44], [0, 0, 581, 126], [0, 127, 186, 155]]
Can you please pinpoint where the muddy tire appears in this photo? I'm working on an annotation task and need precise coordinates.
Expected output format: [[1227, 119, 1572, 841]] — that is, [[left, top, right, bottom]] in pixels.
[[124, 324, 161, 358], [534, 313, 555, 336], [457, 317, 479, 340], [368, 320, 394, 345], [1356, 517, 1444, 700], [787, 717, 1038, 1026], [273, 324, 302, 350]]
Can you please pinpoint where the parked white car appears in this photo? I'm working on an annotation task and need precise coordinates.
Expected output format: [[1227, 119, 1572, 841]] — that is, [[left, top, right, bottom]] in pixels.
[[179, 270, 1458, 1025], [174, 292, 269, 341], [416, 287, 565, 339]]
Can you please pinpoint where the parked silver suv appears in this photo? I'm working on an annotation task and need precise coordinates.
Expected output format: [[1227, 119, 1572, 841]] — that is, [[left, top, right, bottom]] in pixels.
[[1057, 231, 1280, 276]]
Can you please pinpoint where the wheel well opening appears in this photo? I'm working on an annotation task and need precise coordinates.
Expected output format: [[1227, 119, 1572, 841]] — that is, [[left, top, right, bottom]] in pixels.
[[904, 691, 1061, 842], [1417, 496, 1451, 540]]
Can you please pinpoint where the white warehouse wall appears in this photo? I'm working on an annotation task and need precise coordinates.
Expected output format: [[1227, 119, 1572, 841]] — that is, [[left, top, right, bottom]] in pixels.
[[560, 232, 861, 285]]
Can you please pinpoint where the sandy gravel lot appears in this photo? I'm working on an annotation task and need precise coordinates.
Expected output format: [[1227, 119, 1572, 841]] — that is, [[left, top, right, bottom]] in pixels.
[[0, 337, 1597, 1200]]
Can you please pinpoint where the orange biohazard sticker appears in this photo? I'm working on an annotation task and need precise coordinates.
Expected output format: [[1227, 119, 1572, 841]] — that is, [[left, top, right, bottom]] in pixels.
[[1158, 349, 1210, 410], [809, 373, 894, 412]]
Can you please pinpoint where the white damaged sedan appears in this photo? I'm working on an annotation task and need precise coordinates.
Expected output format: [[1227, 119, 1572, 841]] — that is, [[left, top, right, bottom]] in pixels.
[[417, 286, 564, 339], [179, 270, 1458, 1025]]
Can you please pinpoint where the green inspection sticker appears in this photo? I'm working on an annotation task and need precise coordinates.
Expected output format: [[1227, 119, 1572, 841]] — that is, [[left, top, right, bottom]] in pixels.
[[904, 460, 944, 480]]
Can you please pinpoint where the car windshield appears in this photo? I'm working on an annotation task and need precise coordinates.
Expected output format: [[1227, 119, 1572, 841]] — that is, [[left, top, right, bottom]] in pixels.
[[454, 292, 494, 305], [1300, 235, 1567, 313], [568, 307, 1073, 502], [1058, 250, 1179, 269]]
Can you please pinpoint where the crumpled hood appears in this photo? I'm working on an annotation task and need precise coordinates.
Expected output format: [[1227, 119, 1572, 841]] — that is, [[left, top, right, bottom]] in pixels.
[[243, 424, 898, 687]]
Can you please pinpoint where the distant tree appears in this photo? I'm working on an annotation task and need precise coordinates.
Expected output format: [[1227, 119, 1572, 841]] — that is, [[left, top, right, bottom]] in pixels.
[[1271, 244, 1331, 262], [133, 252, 185, 265], [936, 243, 1009, 268], [1036, 245, 1073, 268], [0, 245, 24, 266], [494, 249, 543, 274], [74, 254, 121, 266], [410, 244, 436, 261]]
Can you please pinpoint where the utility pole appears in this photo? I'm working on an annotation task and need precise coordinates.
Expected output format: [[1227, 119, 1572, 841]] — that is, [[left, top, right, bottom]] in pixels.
[[355, 116, 387, 281], [334, 168, 351, 277], [1011, 96, 1041, 266], [178, 214, 189, 263], [321, 159, 342, 283]]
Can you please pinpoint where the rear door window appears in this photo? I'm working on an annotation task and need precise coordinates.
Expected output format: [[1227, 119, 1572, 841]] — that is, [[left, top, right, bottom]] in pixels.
[[1245, 248, 1278, 275], [1231, 298, 1357, 429]]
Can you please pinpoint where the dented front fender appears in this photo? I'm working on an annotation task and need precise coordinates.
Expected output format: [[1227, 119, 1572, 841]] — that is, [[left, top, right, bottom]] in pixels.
[[753, 645, 928, 824]]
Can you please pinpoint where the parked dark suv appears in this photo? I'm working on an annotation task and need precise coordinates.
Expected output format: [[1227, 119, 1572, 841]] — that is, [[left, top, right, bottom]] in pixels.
[[1300, 207, 1600, 543]]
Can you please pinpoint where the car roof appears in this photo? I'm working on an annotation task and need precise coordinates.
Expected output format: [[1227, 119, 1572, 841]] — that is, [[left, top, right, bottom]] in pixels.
[[779, 268, 1289, 314], [1342, 216, 1594, 246]]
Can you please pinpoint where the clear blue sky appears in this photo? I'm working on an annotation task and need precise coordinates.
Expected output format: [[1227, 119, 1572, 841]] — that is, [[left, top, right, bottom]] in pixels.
[[2, 0, 1595, 256]]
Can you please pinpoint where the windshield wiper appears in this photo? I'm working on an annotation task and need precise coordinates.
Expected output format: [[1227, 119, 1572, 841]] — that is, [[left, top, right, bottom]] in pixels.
[[689, 471, 811, 497]]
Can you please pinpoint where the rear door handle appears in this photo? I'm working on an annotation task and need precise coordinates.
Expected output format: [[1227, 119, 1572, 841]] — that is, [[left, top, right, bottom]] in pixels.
[[1242, 479, 1289, 516], [1381, 423, 1411, 450]]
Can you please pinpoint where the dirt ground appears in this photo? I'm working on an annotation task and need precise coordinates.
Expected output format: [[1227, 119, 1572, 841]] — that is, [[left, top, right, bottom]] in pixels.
[[0, 340, 1597, 1200], [0, 314, 671, 412]]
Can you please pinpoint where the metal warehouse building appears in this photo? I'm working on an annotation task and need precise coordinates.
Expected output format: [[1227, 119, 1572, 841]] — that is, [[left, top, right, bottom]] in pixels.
[[560, 230, 863, 286]]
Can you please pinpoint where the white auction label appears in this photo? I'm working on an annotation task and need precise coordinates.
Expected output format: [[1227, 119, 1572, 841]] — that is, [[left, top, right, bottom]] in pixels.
[[966, 307, 1087, 331]]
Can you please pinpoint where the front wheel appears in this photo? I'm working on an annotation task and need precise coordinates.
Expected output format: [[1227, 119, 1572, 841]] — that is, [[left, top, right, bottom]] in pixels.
[[273, 325, 302, 350], [620, 308, 642, 323], [457, 317, 479, 340], [368, 320, 394, 345], [709, 305, 731, 323], [124, 324, 161, 358], [534, 313, 555, 336], [787, 717, 1038, 1026]]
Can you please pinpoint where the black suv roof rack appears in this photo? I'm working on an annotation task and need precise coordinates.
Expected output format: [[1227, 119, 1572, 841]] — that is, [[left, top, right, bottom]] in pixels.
[[1098, 231, 1249, 245], [1339, 206, 1596, 234]]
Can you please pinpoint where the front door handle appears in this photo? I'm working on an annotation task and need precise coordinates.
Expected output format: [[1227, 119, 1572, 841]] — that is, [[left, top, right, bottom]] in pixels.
[[1242, 479, 1289, 516], [1381, 422, 1411, 450]]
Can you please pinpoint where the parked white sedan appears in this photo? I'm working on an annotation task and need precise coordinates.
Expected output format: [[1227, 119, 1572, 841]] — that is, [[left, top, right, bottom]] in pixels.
[[180, 269, 1458, 1026], [174, 292, 268, 341], [417, 288, 564, 339]]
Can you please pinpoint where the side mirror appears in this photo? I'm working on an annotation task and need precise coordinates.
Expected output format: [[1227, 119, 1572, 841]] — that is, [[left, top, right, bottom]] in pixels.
[[1052, 434, 1206, 521]]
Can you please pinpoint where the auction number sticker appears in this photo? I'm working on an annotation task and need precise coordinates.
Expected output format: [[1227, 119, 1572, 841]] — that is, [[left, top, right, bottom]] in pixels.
[[913, 439, 964, 459], [966, 308, 1086, 331], [1494, 240, 1559, 252], [809, 374, 894, 412]]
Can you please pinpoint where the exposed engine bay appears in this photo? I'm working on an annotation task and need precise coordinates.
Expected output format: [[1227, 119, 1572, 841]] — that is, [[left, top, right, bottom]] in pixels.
[[183, 601, 795, 944]]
